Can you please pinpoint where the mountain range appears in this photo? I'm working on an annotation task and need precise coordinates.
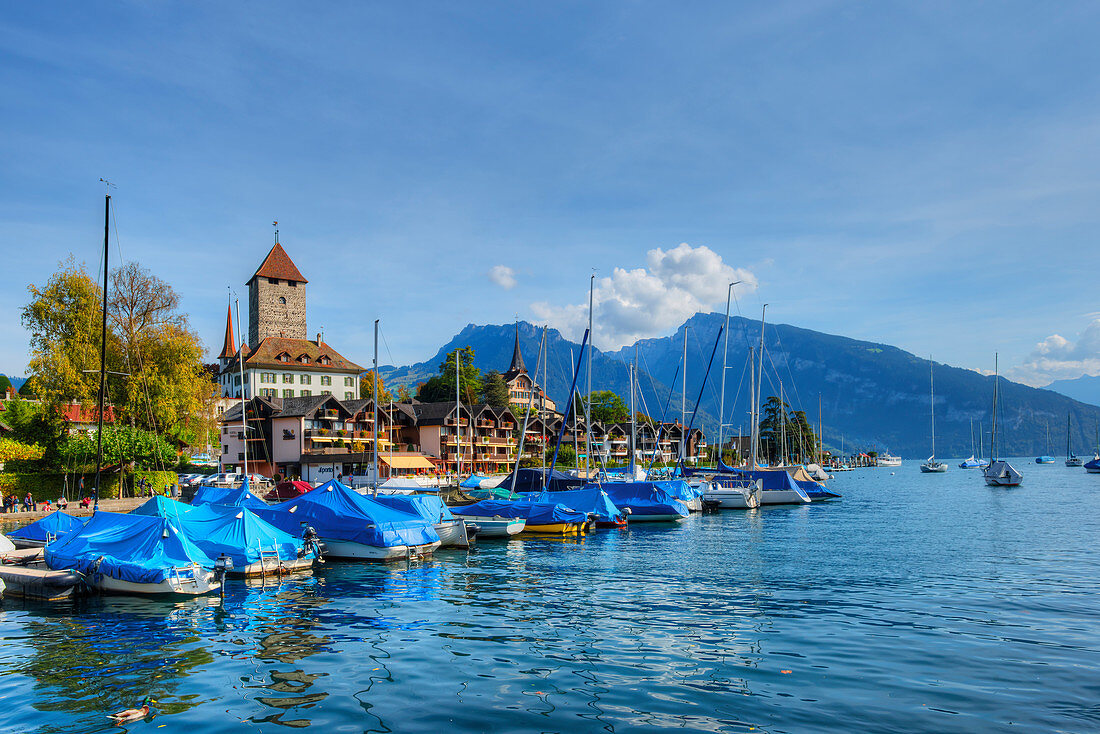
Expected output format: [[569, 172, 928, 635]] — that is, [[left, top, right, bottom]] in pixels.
[[380, 315, 1100, 459], [1044, 374, 1100, 408]]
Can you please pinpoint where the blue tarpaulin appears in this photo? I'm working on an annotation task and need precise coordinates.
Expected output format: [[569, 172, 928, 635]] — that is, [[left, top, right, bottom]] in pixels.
[[496, 468, 585, 493], [191, 478, 268, 510], [371, 494, 455, 523], [520, 488, 623, 523], [451, 499, 586, 525], [651, 479, 703, 502], [598, 482, 690, 519], [45, 511, 216, 584], [134, 497, 303, 567], [252, 480, 440, 549], [7, 510, 86, 544]]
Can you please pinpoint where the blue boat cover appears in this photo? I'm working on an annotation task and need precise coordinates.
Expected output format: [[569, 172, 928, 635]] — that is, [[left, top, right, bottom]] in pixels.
[[589, 482, 690, 518], [131, 495, 194, 518], [7, 510, 86, 544], [496, 468, 586, 494], [1085, 457, 1100, 471], [371, 494, 455, 523], [520, 488, 623, 523], [191, 478, 268, 510], [173, 504, 303, 567], [252, 480, 440, 548], [651, 479, 703, 502], [451, 499, 586, 525], [459, 475, 487, 489], [45, 511, 216, 584]]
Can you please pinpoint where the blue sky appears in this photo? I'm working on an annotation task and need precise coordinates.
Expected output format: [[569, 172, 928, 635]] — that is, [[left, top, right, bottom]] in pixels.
[[2, 2, 1099, 385]]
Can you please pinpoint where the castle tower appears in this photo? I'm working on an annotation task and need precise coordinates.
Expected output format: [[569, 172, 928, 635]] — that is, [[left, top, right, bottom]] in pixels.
[[247, 242, 308, 345]]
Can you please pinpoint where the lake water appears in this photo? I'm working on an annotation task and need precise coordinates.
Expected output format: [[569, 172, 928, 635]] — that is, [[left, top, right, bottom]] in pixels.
[[1, 460, 1098, 733]]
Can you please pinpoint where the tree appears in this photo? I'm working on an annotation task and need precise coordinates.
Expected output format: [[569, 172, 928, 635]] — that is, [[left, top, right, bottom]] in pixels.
[[417, 346, 482, 404], [480, 370, 510, 411], [0, 375, 11, 394], [396, 384, 412, 402], [758, 395, 817, 464], [0, 437, 45, 464], [581, 390, 629, 424], [359, 370, 393, 402], [60, 425, 176, 471]]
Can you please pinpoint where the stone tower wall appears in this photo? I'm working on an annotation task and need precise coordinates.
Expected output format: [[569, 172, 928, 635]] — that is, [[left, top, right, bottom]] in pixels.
[[248, 277, 307, 344]]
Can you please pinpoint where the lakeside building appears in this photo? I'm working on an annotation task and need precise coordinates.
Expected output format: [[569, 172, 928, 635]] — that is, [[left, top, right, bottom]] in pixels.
[[217, 242, 363, 402], [503, 326, 557, 415]]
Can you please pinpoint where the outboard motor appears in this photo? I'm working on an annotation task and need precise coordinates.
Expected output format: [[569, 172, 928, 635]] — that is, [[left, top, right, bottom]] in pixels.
[[214, 553, 233, 583], [300, 523, 325, 562]]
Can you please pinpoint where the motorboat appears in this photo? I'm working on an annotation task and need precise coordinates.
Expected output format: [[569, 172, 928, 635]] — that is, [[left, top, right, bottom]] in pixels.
[[1035, 456, 1056, 464], [44, 512, 222, 596], [600, 482, 690, 522], [451, 500, 589, 534], [464, 517, 526, 538], [876, 453, 902, 467], [526, 487, 627, 528], [6, 510, 86, 549], [701, 478, 761, 509]]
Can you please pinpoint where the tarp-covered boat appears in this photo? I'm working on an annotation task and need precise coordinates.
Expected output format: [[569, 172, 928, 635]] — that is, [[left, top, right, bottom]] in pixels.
[[371, 494, 473, 547], [598, 483, 690, 522], [253, 480, 440, 560], [651, 479, 704, 511], [496, 468, 586, 494], [521, 488, 625, 527], [6, 510, 86, 548], [134, 499, 315, 576], [265, 480, 313, 502], [451, 499, 588, 534], [44, 512, 220, 596], [191, 479, 268, 510]]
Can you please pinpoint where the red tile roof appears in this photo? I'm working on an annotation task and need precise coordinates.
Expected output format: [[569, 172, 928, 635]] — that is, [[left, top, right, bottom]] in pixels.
[[237, 337, 363, 373], [248, 243, 308, 284], [59, 403, 116, 424]]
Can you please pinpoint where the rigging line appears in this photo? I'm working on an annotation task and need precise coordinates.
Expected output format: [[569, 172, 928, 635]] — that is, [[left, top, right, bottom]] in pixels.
[[769, 324, 810, 419]]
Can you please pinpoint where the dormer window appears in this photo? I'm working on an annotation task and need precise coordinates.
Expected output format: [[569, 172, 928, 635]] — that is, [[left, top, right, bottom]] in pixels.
[[276, 352, 291, 363], [298, 354, 311, 364], [318, 355, 331, 365]]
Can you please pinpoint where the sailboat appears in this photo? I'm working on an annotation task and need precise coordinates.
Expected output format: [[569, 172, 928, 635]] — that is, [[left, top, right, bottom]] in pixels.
[[1035, 421, 1056, 463], [982, 354, 1022, 487], [1085, 421, 1100, 474], [1065, 414, 1083, 467], [920, 358, 947, 473], [959, 418, 982, 468]]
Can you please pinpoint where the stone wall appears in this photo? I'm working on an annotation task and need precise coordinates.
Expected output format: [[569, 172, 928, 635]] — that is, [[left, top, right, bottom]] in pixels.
[[249, 277, 307, 344]]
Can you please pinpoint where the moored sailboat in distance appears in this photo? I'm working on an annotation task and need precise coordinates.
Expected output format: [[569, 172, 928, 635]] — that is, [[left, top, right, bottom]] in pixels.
[[983, 354, 1022, 487], [920, 358, 948, 473], [1065, 414, 1083, 467], [1035, 421, 1056, 463]]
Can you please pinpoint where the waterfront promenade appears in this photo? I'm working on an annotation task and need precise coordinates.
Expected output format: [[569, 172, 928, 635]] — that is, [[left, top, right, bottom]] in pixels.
[[0, 497, 145, 522]]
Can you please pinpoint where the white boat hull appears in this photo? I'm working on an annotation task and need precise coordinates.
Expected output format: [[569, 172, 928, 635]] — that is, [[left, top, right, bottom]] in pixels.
[[321, 538, 441, 561], [94, 566, 220, 596], [920, 463, 948, 473], [231, 556, 316, 578], [434, 519, 471, 548], [758, 490, 811, 505], [453, 516, 525, 537], [983, 461, 1023, 486], [702, 488, 760, 509]]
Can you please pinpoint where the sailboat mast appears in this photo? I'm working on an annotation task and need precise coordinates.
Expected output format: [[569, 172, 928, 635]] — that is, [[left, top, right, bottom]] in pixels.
[[930, 357, 936, 459], [681, 326, 687, 463], [629, 359, 636, 469], [718, 283, 734, 468], [570, 348, 578, 471], [1067, 413, 1071, 459], [990, 353, 999, 462], [586, 274, 594, 478], [780, 380, 786, 466], [92, 192, 110, 512], [373, 319, 379, 487], [748, 347, 755, 468], [753, 305, 767, 468], [818, 393, 823, 466], [455, 349, 462, 480], [236, 296, 248, 479]]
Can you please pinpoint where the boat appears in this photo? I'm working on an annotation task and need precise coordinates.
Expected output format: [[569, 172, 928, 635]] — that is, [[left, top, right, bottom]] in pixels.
[[1086, 455, 1100, 474], [877, 453, 902, 467], [451, 499, 589, 534], [920, 359, 948, 473], [524, 487, 627, 527], [371, 494, 475, 547], [44, 512, 221, 596], [982, 354, 1022, 487], [1036, 421, 1056, 463], [599, 482, 691, 521], [6, 510, 87, 549], [701, 477, 761, 509], [133, 496, 317, 576], [1065, 414, 1083, 467], [190, 478, 269, 510], [959, 456, 983, 468], [468, 517, 526, 537], [253, 479, 441, 560]]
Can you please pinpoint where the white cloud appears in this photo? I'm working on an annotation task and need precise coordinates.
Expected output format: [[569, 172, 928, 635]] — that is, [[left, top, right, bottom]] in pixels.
[[488, 265, 517, 290], [531, 243, 757, 349], [1010, 319, 1100, 386]]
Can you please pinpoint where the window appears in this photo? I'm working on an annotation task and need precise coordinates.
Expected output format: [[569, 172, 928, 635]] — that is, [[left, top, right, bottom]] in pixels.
[[222, 445, 228, 454], [300, 389, 311, 396], [238, 452, 245, 461], [321, 376, 331, 386], [345, 391, 354, 400], [344, 377, 354, 387], [298, 354, 311, 364], [283, 389, 294, 398], [278, 296, 286, 304], [260, 388, 276, 397], [288, 281, 297, 287], [283, 373, 294, 383], [318, 355, 331, 365], [300, 375, 311, 384], [322, 390, 331, 396], [268, 277, 279, 285]]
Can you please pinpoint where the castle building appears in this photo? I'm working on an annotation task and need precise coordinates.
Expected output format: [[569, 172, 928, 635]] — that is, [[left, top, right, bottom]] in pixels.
[[217, 242, 363, 402]]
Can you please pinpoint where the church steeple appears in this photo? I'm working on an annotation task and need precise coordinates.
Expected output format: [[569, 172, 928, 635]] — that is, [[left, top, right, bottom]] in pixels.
[[506, 323, 526, 376], [218, 303, 236, 360]]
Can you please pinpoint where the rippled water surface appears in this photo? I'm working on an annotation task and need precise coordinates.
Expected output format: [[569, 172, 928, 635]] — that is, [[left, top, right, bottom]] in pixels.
[[2, 462, 1099, 733]]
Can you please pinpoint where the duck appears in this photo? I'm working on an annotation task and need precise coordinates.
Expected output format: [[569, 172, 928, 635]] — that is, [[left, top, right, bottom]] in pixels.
[[107, 697, 154, 724]]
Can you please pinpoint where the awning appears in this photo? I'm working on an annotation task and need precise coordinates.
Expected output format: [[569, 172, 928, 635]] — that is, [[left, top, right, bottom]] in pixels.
[[380, 455, 436, 469]]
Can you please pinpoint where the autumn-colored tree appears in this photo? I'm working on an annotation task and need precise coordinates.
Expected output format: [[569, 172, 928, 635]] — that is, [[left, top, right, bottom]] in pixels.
[[0, 437, 45, 463], [396, 384, 413, 402], [359, 370, 393, 402]]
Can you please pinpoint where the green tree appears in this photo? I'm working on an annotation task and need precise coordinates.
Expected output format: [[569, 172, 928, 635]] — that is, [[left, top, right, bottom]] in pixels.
[[417, 346, 482, 404], [480, 370, 510, 411], [60, 425, 176, 471], [546, 444, 577, 468], [758, 395, 817, 464], [359, 370, 393, 402], [0, 374, 11, 394], [578, 390, 628, 424]]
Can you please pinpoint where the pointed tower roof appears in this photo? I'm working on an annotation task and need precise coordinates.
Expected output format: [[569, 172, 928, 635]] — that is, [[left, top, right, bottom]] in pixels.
[[505, 323, 526, 378], [248, 242, 308, 285], [218, 303, 237, 359]]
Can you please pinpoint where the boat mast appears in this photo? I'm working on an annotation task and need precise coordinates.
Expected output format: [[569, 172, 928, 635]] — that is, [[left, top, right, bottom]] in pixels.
[[718, 282, 736, 468], [930, 357, 936, 461], [629, 358, 636, 470], [753, 305, 767, 469], [373, 319, 379, 488], [236, 295, 248, 479], [779, 380, 786, 466], [586, 274, 594, 479], [818, 393, 823, 466], [455, 348, 462, 480], [1067, 413, 1072, 459], [990, 353, 999, 463], [570, 348, 578, 470], [748, 346, 755, 468], [92, 191, 110, 512], [681, 325, 687, 463]]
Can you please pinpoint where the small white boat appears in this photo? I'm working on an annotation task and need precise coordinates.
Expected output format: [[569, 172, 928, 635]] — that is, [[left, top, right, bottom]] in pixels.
[[920, 460, 948, 473], [458, 516, 526, 537], [321, 539, 441, 560], [702, 479, 761, 509], [983, 460, 1022, 487], [920, 360, 948, 474], [877, 453, 902, 467], [758, 489, 812, 505], [434, 519, 472, 548], [93, 563, 221, 596]]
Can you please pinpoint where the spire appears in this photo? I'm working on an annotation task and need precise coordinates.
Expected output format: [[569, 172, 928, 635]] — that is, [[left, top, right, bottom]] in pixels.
[[508, 323, 526, 375], [219, 303, 236, 359]]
